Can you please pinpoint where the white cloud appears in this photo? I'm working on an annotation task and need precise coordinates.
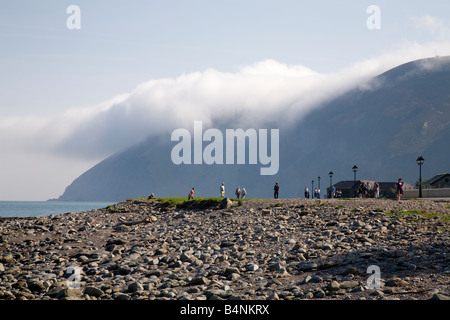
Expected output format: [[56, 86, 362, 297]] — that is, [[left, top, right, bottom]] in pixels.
[[4, 35, 450, 159], [8, 59, 383, 158], [410, 15, 450, 40]]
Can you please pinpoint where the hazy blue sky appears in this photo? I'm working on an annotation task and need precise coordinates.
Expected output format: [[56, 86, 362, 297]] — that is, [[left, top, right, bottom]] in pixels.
[[1, 1, 450, 200]]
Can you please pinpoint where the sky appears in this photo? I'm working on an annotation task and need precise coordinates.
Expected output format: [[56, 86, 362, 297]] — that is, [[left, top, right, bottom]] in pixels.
[[1, 0, 450, 201]]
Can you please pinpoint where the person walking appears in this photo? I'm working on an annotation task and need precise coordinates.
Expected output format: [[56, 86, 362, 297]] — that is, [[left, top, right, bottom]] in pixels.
[[274, 183, 280, 199], [304, 186, 310, 199], [331, 185, 336, 198], [361, 182, 367, 198], [188, 187, 195, 200], [365, 182, 371, 198], [235, 186, 241, 199], [358, 183, 364, 198], [241, 188, 247, 199], [374, 182, 380, 199], [396, 178, 404, 201], [220, 183, 225, 197]]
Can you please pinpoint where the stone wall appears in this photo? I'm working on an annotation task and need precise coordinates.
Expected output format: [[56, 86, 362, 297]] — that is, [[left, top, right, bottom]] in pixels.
[[403, 188, 450, 199]]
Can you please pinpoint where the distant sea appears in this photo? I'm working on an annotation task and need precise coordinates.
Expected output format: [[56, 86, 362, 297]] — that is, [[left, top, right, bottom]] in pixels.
[[0, 201, 116, 218]]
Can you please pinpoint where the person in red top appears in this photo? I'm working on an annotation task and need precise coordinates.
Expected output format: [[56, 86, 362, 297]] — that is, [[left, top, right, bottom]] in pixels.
[[188, 187, 195, 200]]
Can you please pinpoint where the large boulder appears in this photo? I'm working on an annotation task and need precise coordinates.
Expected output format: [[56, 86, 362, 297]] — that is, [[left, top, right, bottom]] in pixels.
[[219, 197, 234, 209]]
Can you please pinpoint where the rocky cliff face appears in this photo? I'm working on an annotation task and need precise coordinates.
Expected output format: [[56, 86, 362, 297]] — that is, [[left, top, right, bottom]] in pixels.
[[58, 57, 450, 202]]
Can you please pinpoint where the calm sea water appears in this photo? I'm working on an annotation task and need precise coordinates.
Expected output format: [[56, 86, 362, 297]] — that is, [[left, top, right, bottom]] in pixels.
[[0, 201, 116, 218]]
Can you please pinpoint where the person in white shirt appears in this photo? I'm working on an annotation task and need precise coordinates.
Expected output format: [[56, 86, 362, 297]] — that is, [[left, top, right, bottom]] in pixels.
[[220, 183, 225, 197]]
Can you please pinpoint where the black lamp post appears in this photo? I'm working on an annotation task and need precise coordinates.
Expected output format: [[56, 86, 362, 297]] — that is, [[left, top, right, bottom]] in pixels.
[[318, 176, 321, 199], [416, 156, 424, 198], [328, 171, 334, 198], [352, 165, 358, 198]]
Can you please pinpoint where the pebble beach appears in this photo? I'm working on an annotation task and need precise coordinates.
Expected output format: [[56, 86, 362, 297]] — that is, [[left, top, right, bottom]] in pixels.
[[0, 197, 449, 301]]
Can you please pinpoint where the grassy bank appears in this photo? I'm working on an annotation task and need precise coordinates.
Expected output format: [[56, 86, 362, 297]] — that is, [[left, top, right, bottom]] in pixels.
[[127, 196, 259, 209], [387, 209, 450, 221]]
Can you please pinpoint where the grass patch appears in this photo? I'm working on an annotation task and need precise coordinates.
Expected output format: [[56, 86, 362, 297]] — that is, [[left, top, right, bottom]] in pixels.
[[107, 204, 128, 213], [335, 204, 344, 209], [386, 209, 450, 221], [155, 197, 222, 209], [128, 196, 258, 210], [126, 197, 219, 208]]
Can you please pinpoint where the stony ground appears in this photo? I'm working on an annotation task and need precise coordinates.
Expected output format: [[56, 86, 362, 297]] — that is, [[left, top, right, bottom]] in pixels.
[[0, 197, 449, 300]]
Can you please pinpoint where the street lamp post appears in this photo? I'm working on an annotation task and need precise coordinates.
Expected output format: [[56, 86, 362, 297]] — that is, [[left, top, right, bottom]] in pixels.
[[352, 165, 358, 198], [416, 156, 424, 198], [328, 171, 334, 198]]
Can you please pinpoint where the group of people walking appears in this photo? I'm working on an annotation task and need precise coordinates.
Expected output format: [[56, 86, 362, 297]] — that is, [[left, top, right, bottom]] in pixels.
[[234, 185, 247, 199], [303, 186, 321, 199], [187, 182, 275, 200], [188, 183, 248, 200], [358, 179, 404, 200], [184, 178, 405, 201], [219, 182, 247, 199], [358, 181, 380, 198]]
